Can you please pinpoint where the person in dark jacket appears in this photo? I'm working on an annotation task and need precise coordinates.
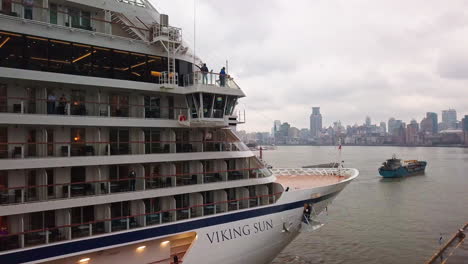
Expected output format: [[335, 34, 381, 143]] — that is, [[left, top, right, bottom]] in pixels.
[[219, 67, 226, 87], [201, 63, 209, 84], [129, 169, 136, 191]]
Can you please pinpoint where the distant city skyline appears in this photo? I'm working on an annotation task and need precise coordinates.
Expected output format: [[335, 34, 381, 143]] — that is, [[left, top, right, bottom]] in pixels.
[[237, 111, 468, 146], [241, 108, 466, 133]]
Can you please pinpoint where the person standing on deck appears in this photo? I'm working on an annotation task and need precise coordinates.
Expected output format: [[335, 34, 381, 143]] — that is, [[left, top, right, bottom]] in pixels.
[[129, 169, 136, 191], [219, 67, 226, 87], [47, 92, 56, 114], [201, 63, 209, 84]]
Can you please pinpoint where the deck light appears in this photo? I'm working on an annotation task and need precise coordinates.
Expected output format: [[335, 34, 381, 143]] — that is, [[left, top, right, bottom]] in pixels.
[[78, 257, 90, 263], [136, 245, 146, 251], [161, 240, 170, 245]]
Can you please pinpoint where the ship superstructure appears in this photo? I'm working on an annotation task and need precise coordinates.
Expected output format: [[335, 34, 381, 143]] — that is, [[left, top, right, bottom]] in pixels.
[[0, 1, 357, 264]]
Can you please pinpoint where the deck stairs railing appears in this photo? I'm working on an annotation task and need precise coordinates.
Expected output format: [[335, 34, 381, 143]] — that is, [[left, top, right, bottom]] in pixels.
[[151, 23, 183, 85], [111, 12, 148, 41]]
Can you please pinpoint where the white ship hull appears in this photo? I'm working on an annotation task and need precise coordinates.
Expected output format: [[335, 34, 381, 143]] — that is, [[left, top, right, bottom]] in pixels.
[[0, 173, 354, 264]]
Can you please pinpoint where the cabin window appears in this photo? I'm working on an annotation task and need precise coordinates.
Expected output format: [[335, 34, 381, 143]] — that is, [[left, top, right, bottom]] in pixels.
[[113, 50, 130, 80], [0, 84, 6, 113], [0, 32, 24, 68], [202, 93, 213, 118], [0, 127, 6, 159], [213, 95, 226, 118], [143, 128, 163, 154], [48, 40, 73, 74], [26, 36, 48, 71], [93, 47, 112, 78], [144, 96, 160, 118], [110, 128, 130, 155], [49, 4, 58, 24]]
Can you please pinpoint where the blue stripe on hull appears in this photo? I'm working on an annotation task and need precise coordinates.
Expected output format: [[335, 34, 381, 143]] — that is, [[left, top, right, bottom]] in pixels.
[[0, 191, 339, 264]]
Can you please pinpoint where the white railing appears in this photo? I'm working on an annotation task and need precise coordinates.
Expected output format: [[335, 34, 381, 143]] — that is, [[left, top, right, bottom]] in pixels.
[[115, 0, 147, 8], [183, 71, 240, 89], [271, 168, 357, 178], [152, 24, 182, 43]]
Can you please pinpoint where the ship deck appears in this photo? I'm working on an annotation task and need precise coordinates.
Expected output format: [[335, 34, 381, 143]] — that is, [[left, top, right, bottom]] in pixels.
[[272, 168, 356, 190]]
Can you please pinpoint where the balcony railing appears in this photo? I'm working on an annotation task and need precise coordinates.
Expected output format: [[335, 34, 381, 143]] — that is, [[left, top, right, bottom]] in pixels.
[[1, 1, 149, 40], [0, 167, 267, 206], [0, 96, 188, 120], [0, 191, 282, 252], [183, 71, 240, 90], [0, 138, 242, 159]]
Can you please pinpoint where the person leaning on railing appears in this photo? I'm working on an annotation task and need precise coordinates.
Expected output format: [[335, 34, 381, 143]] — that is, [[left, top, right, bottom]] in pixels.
[[201, 63, 209, 84], [219, 67, 226, 87]]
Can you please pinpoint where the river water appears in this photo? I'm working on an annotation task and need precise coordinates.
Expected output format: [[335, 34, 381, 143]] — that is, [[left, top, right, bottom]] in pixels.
[[268, 146, 468, 264]]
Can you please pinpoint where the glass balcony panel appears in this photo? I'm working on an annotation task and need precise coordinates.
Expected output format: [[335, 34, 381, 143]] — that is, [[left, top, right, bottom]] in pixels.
[[0, 235, 20, 251], [190, 207, 203, 218], [24, 231, 46, 247], [91, 222, 106, 236], [71, 224, 90, 239], [176, 209, 189, 221], [111, 218, 128, 232], [161, 212, 173, 224], [203, 205, 215, 216], [146, 213, 161, 226]]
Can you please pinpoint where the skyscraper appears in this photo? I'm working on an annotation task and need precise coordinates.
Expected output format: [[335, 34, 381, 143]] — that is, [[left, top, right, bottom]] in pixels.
[[388, 117, 396, 135], [441, 109, 457, 129], [380, 121, 387, 134], [426, 112, 438, 134], [310, 107, 322, 138], [388, 118, 402, 135], [462, 115, 468, 145], [365, 116, 371, 126], [406, 120, 419, 145], [272, 120, 281, 137]]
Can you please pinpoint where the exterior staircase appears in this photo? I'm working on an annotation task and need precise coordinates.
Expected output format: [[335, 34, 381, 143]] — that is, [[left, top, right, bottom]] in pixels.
[[111, 12, 148, 41]]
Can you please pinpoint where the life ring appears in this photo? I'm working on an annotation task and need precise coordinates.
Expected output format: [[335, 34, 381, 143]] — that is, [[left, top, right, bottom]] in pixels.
[[179, 115, 187, 122]]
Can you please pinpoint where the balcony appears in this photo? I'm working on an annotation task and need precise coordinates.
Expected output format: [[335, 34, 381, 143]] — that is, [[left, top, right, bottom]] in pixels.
[[0, 95, 188, 121], [183, 71, 240, 90], [0, 1, 150, 41], [0, 190, 282, 252], [0, 137, 244, 160], [0, 167, 270, 206]]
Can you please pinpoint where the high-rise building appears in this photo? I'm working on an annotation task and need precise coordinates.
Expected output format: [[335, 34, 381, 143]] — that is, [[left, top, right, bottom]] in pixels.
[[442, 109, 457, 129], [310, 107, 322, 138], [388, 118, 403, 135], [406, 120, 419, 145], [272, 120, 281, 137], [379, 122, 387, 134], [388, 117, 396, 135], [462, 115, 468, 145], [365, 116, 371, 127], [426, 112, 438, 134]]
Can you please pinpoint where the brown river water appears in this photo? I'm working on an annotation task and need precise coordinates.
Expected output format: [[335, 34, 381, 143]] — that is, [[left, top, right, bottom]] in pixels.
[[268, 146, 468, 264]]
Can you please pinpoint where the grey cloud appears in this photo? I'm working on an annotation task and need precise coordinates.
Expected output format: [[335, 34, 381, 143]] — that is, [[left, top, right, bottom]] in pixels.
[[437, 50, 468, 79]]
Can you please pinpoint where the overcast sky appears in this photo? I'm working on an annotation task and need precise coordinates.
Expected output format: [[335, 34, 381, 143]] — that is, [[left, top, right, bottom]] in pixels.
[[154, 0, 468, 132]]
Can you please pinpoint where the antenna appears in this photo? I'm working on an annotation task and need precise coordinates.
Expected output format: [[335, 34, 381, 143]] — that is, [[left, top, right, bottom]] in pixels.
[[193, 0, 196, 65]]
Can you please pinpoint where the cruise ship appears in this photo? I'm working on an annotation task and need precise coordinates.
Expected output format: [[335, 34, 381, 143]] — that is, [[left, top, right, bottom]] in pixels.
[[0, 1, 358, 263]]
